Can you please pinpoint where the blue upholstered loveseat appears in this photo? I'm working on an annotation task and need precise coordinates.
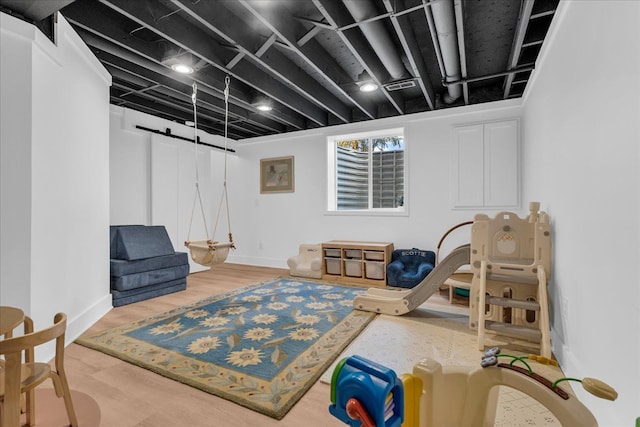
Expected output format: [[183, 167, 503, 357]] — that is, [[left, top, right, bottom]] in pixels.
[[386, 248, 436, 288], [109, 225, 189, 306]]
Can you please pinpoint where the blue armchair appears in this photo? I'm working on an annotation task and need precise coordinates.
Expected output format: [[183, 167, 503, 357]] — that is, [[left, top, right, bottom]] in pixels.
[[386, 248, 436, 288]]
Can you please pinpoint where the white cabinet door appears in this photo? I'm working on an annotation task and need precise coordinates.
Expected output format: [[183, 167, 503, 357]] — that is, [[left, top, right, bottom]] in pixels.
[[453, 124, 484, 207], [150, 134, 212, 273], [150, 135, 179, 242], [484, 120, 519, 207], [453, 119, 519, 208]]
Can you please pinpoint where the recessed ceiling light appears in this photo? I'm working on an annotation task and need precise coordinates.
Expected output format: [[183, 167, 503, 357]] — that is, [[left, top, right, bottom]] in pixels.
[[256, 104, 272, 112], [359, 82, 378, 92], [171, 63, 194, 74]]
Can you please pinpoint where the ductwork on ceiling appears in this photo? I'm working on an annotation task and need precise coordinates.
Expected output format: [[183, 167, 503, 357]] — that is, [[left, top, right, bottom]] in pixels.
[[428, 0, 462, 104], [343, 0, 410, 82], [343, 0, 461, 104]]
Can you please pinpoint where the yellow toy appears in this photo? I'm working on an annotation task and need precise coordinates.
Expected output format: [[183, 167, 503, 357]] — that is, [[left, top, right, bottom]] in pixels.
[[330, 348, 618, 427], [469, 202, 552, 357], [403, 348, 617, 427]]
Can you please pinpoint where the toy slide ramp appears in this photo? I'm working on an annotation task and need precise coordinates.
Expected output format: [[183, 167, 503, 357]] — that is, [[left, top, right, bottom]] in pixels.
[[353, 244, 470, 316]]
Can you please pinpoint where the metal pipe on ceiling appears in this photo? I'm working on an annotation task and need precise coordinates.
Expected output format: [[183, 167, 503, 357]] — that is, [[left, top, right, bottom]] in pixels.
[[504, 0, 535, 99], [442, 66, 535, 86], [342, 0, 409, 81], [427, 0, 462, 104]]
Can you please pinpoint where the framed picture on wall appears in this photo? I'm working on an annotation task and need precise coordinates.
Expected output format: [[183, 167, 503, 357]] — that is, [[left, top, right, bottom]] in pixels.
[[260, 156, 295, 194]]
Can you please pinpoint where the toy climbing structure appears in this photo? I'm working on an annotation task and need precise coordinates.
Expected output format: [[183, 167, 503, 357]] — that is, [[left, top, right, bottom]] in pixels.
[[353, 202, 553, 358], [329, 351, 616, 427], [469, 202, 552, 358]]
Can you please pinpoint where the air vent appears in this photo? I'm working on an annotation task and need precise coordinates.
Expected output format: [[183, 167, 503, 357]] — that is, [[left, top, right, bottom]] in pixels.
[[383, 79, 417, 91]]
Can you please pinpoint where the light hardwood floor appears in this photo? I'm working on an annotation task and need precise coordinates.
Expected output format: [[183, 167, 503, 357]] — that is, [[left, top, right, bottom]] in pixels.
[[61, 264, 351, 427]]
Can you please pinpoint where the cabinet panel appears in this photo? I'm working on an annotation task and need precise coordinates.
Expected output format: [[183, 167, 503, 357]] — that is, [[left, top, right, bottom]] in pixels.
[[484, 120, 519, 207], [453, 120, 519, 209], [150, 135, 178, 242], [453, 124, 484, 207]]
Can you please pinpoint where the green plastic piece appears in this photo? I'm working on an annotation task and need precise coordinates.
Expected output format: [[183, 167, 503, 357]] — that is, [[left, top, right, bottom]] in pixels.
[[330, 358, 348, 404]]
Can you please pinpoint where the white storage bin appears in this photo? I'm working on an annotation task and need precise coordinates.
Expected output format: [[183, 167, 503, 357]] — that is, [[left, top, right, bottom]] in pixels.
[[365, 261, 385, 280], [344, 259, 362, 277], [344, 249, 362, 259], [324, 248, 341, 258], [325, 258, 341, 275], [364, 251, 385, 261]]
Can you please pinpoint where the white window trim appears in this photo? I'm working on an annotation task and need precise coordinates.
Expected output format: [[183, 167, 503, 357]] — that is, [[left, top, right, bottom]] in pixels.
[[325, 127, 408, 217]]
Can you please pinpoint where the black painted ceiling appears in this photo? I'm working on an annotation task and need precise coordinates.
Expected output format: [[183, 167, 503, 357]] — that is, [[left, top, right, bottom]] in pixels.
[[2, 0, 560, 140]]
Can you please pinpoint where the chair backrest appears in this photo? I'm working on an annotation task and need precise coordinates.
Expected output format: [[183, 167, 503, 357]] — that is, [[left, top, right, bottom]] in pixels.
[[0, 313, 68, 393], [113, 225, 175, 260], [298, 244, 321, 260], [0, 313, 67, 357], [392, 248, 435, 271]]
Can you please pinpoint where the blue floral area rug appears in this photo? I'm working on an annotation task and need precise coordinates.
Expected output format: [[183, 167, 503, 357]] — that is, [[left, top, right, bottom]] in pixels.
[[76, 278, 375, 419]]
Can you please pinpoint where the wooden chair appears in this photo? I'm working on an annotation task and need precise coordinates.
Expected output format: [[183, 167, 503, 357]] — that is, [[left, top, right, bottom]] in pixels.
[[0, 313, 78, 427]]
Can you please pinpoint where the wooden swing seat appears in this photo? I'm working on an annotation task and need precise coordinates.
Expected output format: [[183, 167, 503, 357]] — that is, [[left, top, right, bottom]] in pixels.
[[185, 240, 234, 267], [185, 79, 235, 269]]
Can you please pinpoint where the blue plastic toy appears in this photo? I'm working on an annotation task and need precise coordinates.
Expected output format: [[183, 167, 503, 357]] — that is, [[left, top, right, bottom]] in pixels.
[[329, 355, 404, 427]]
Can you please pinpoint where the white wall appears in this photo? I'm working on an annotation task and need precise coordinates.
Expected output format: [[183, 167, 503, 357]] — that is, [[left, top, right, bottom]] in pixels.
[[109, 107, 150, 225], [110, 102, 525, 267], [0, 13, 112, 359], [0, 12, 34, 313], [111, 101, 525, 268], [231, 102, 524, 267], [521, 1, 639, 425]]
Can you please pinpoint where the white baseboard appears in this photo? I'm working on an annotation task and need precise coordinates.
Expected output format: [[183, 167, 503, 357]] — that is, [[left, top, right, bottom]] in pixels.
[[36, 294, 112, 364], [226, 254, 288, 269], [66, 294, 113, 345]]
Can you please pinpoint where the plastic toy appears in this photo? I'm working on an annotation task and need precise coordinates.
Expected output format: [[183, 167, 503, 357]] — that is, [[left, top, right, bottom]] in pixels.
[[353, 244, 470, 315], [436, 220, 474, 303], [329, 355, 404, 427], [469, 202, 553, 357], [329, 349, 617, 427]]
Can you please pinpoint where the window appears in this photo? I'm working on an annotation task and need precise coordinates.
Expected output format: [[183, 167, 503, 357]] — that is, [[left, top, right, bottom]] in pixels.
[[327, 128, 406, 214]]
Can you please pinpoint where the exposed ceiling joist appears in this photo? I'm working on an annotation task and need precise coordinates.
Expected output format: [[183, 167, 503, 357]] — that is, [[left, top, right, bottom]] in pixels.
[[0, 0, 561, 140]]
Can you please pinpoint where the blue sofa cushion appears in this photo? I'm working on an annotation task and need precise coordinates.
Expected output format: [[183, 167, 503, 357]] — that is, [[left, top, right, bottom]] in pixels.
[[111, 264, 190, 291], [111, 278, 187, 307], [110, 226, 118, 259], [387, 248, 435, 288], [110, 252, 188, 277], [114, 225, 175, 260]]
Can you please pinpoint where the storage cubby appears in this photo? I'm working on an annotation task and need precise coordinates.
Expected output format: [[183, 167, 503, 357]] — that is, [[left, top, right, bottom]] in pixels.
[[344, 259, 362, 277], [321, 241, 394, 286], [364, 260, 385, 279]]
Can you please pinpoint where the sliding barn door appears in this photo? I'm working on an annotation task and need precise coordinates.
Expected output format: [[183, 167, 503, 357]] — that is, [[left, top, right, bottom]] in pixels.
[[150, 134, 212, 273]]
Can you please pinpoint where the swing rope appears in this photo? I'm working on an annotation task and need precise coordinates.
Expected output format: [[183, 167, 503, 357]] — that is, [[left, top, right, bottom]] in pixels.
[[210, 76, 234, 248], [186, 82, 211, 243], [185, 77, 234, 253]]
